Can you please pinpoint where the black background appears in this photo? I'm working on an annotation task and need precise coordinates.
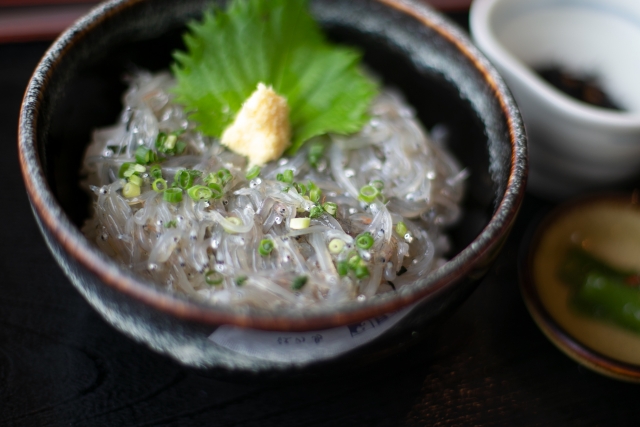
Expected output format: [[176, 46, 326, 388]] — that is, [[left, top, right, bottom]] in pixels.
[[2, 13, 640, 427]]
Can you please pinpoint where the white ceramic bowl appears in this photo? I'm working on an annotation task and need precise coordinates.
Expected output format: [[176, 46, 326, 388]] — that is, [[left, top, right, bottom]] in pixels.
[[470, 0, 640, 199]]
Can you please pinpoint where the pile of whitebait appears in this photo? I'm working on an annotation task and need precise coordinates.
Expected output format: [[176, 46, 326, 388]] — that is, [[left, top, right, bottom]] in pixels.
[[81, 72, 466, 310]]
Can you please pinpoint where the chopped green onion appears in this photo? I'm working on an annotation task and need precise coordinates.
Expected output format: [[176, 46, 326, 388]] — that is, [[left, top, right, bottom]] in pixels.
[[205, 270, 223, 285], [258, 239, 275, 256], [328, 239, 345, 254], [294, 182, 307, 195], [245, 165, 261, 180], [395, 221, 408, 237], [204, 172, 220, 185], [355, 264, 370, 279], [118, 162, 134, 178], [152, 178, 167, 192], [155, 132, 167, 150], [165, 134, 177, 150], [282, 186, 290, 192], [187, 185, 213, 201], [207, 182, 224, 198], [216, 168, 233, 185], [133, 164, 146, 173], [290, 217, 310, 229], [235, 276, 247, 286], [163, 187, 183, 203], [165, 219, 177, 228], [309, 205, 323, 218], [370, 179, 384, 191], [291, 275, 308, 290], [128, 174, 143, 187], [175, 140, 187, 154], [356, 232, 374, 250], [135, 145, 156, 164], [277, 169, 294, 184], [337, 260, 349, 277], [358, 185, 380, 203], [283, 169, 294, 184], [122, 163, 146, 178], [122, 182, 140, 198], [347, 252, 361, 270], [322, 202, 337, 217], [308, 141, 324, 167], [149, 164, 163, 179], [174, 169, 194, 189], [309, 187, 321, 203]]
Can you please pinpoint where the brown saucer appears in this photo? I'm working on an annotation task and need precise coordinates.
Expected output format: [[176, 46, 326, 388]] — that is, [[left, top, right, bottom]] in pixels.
[[520, 193, 640, 382]]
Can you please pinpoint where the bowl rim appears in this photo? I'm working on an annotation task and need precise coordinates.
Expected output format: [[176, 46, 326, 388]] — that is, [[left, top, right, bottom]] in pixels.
[[519, 193, 640, 383], [18, 0, 527, 332], [470, 0, 640, 129]]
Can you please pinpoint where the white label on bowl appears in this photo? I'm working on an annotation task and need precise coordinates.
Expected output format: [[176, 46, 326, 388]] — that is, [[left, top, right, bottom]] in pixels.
[[208, 304, 415, 364]]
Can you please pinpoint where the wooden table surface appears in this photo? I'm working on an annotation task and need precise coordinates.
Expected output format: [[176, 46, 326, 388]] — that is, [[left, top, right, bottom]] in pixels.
[[3, 14, 640, 427]]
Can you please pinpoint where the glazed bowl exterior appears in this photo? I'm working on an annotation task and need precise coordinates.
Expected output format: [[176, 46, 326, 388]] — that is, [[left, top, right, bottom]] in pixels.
[[19, 0, 527, 371]]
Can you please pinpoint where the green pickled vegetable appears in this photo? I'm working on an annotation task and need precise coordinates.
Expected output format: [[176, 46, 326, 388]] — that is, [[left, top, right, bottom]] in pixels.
[[559, 246, 640, 334]]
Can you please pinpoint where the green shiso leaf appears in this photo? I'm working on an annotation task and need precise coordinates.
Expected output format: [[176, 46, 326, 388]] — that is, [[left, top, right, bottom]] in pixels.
[[171, 0, 378, 155]]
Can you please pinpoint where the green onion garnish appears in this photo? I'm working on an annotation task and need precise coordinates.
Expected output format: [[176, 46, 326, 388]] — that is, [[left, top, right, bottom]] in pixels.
[[165, 134, 177, 150], [309, 187, 321, 203], [358, 185, 380, 203], [128, 174, 143, 187], [258, 239, 275, 256], [175, 140, 187, 155], [204, 172, 220, 185], [149, 164, 163, 179], [217, 168, 233, 185], [205, 270, 223, 285], [328, 239, 345, 254], [118, 162, 134, 178], [355, 264, 370, 279], [309, 205, 323, 218], [163, 187, 183, 203], [245, 165, 261, 180], [290, 217, 310, 229], [395, 221, 408, 237], [337, 260, 349, 277], [207, 182, 224, 198], [135, 145, 156, 164], [165, 219, 177, 228], [356, 232, 374, 250], [155, 132, 167, 150], [347, 252, 361, 270], [308, 141, 324, 168], [122, 182, 140, 198], [294, 182, 307, 195], [277, 169, 294, 184], [291, 275, 308, 290], [152, 178, 167, 192], [235, 276, 247, 286], [322, 202, 337, 217], [174, 169, 194, 189], [370, 179, 384, 191], [187, 185, 213, 201]]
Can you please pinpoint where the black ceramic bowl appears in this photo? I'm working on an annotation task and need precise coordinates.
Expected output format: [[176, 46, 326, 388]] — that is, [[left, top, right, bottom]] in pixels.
[[19, 0, 527, 371]]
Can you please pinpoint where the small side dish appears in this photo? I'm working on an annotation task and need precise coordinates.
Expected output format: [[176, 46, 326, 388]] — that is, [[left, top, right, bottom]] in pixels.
[[522, 194, 640, 381]]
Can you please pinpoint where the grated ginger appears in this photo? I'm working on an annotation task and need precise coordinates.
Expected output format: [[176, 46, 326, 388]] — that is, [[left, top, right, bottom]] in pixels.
[[221, 83, 291, 166]]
